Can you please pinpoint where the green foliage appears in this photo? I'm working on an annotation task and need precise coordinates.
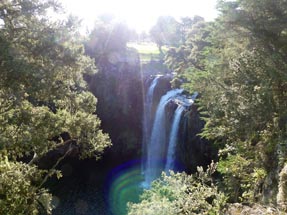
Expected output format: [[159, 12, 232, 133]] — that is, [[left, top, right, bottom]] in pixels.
[[85, 17, 132, 64], [150, 16, 181, 52], [0, 0, 111, 213], [217, 154, 254, 202], [0, 0, 111, 159], [0, 156, 53, 215], [166, 0, 287, 205], [128, 162, 227, 215], [164, 16, 210, 88]]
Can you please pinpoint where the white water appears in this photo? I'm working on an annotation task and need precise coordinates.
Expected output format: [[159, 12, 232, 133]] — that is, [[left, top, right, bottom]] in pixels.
[[144, 88, 183, 185], [141, 77, 160, 173], [165, 105, 185, 173]]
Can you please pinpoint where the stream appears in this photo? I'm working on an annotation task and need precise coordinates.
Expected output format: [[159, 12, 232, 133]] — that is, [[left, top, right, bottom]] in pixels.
[[50, 158, 143, 215]]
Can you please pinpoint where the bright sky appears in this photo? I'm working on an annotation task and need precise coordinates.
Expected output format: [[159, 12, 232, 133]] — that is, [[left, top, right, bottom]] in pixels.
[[59, 0, 218, 33]]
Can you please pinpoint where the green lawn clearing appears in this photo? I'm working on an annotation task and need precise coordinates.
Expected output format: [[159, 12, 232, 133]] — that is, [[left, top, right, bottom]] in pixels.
[[127, 42, 164, 62]]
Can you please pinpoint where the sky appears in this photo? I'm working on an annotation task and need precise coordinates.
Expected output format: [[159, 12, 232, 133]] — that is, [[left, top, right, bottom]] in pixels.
[[59, 0, 218, 33]]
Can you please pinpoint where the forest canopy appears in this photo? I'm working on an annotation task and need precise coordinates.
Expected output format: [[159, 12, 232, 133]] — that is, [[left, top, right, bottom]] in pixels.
[[0, 0, 111, 214], [1, 0, 287, 214], [130, 0, 287, 213]]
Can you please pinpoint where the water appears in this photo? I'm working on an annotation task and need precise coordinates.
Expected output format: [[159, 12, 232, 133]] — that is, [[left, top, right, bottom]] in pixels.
[[50, 160, 143, 215], [165, 105, 185, 172], [51, 83, 197, 214], [107, 161, 144, 215], [50, 161, 111, 215], [141, 77, 160, 172], [144, 88, 183, 185]]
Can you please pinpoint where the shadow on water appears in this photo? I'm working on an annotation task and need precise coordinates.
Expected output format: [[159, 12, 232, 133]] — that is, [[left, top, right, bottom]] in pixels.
[[49, 159, 144, 215]]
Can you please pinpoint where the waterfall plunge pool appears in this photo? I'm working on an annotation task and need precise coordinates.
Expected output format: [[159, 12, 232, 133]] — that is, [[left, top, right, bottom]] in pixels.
[[49, 159, 144, 215], [49, 77, 198, 214]]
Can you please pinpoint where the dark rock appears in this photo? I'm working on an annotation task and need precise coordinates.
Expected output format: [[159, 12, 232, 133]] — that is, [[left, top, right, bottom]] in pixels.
[[176, 102, 217, 173], [85, 49, 143, 163]]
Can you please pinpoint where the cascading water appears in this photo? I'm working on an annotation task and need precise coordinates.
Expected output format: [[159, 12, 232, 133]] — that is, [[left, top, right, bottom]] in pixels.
[[164, 105, 185, 172], [144, 88, 183, 185], [141, 76, 160, 172]]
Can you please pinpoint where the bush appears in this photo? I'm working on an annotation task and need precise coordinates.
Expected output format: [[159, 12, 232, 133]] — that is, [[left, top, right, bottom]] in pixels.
[[128, 162, 227, 215]]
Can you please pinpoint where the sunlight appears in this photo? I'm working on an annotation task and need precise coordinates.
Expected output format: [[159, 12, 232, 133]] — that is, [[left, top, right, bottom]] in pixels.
[[60, 0, 218, 32]]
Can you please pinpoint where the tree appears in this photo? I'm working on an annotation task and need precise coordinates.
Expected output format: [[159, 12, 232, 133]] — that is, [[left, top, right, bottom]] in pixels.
[[173, 0, 287, 204], [164, 16, 210, 87], [0, 0, 111, 214], [85, 17, 132, 66], [150, 16, 181, 53], [134, 0, 287, 207]]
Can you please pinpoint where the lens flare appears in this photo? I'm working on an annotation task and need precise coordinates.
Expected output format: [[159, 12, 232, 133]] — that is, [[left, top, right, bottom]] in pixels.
[[106, 160, 144, 215]]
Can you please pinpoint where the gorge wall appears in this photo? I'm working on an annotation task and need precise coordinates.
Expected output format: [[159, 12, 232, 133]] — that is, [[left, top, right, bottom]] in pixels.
[[85, 48, 215, 173], [85, 48, 143, 162]]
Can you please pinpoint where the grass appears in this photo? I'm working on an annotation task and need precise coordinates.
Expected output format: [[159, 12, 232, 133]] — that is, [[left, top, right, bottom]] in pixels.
[[127, 42, 163, 62], [127, 42, 160, 54]]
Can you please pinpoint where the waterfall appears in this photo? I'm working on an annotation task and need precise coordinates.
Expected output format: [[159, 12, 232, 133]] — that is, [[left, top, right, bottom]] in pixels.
[[141, 76, 160, 173], [165, 105, 185, 173], [144, 89, 183, 185]]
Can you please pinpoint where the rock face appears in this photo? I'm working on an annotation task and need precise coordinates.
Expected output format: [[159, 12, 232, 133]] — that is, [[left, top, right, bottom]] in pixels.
[[142, 75, 216, 182], [177, 103, 216, 173], [225, 203, 282, 215], [85, 49, 216, 169], [85, 49, 144, 162], [277, 164, 287, 211]]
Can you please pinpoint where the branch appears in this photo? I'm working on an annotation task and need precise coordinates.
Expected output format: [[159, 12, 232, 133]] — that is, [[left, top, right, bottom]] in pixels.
[[28, 138, 76, 165], [55, 138, 77, 148], [38, 143, 74, 189], [28, 152, 38, 165]]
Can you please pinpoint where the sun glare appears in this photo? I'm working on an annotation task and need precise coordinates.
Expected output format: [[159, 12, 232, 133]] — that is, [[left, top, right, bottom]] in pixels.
[[60, 0, 218, 33]]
